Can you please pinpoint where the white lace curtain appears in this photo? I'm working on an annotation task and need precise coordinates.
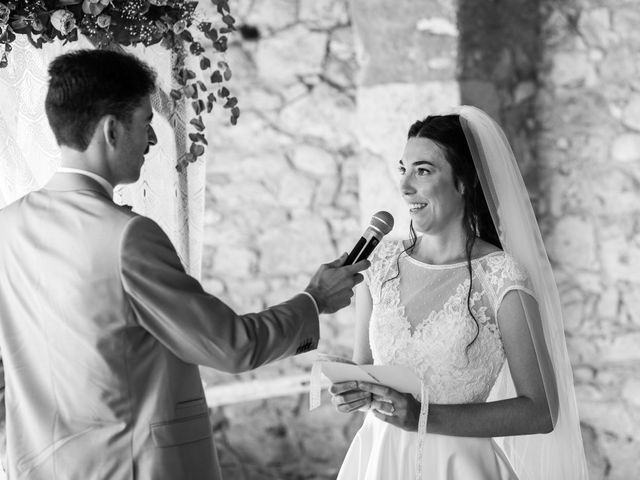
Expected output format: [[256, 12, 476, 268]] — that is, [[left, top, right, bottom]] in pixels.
[[0, 35, 205, 278]]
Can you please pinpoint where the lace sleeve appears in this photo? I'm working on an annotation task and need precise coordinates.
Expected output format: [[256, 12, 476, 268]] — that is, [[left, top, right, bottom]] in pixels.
[[482, 252, 536, 315]]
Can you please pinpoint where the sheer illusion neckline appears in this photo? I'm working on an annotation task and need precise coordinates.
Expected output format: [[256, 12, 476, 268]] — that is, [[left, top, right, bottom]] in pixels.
[[403, 248, 503, 270]]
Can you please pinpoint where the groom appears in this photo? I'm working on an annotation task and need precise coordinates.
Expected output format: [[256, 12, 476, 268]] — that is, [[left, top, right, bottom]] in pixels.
[[0, 50, 368, 480]]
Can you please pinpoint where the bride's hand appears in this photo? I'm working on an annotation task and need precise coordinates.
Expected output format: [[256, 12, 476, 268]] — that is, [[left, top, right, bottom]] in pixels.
[[329, 381, 372, 413], [356, 382, 420, 432]]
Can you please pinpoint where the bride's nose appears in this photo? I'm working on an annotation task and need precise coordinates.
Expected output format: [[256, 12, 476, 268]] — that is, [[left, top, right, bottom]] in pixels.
[[400, 174, 416, 196]]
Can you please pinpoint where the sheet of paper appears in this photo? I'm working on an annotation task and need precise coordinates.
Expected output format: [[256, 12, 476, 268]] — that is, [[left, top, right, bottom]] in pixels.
[[320, 362, 421, 398]]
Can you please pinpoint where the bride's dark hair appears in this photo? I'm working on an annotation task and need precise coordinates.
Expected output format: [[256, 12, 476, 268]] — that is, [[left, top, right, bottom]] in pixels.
[[386, 114, 502, 351]]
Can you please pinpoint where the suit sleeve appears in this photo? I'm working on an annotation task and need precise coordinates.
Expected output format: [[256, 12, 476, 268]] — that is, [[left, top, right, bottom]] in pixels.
[[119, 216, 319, 372]]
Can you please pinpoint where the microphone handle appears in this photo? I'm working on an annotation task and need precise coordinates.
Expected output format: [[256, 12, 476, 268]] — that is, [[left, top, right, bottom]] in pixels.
[[344, 237, 367, 266], [355, 236, 380, 263]]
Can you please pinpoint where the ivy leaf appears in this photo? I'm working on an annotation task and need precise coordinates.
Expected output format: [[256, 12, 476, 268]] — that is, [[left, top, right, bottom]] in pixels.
[[205, 27, 218, 41], [189, 132, 209, 145], [170, 89, 182, 100], [213, 36, 227, 52], [222, 15, 235, 26], [190, 143, 205, 157], [184, 84, 198, 99], [230, 115, 237, 125], [218, 86, 230, 98], [231, 106, 240, 119], [180, 30, 194, 42], [210, 70, 222, 83], [189, 41, 204, 55], [192, 99, 205, 115], [197, 80, 207, 91], [200, 56, 211, 70], [223, 68, 231, 81], [176, 156, 189, 172], [223, 96, 238, 108], [189, 116, 206, 132], [185, 69, 196, 80]]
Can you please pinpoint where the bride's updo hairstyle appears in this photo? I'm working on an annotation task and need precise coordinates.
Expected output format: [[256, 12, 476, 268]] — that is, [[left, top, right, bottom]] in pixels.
[[398, 114, 502, 352]]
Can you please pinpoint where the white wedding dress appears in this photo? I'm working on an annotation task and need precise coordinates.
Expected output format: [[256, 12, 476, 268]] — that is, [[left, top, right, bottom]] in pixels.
[[338, 239, 535, 480]]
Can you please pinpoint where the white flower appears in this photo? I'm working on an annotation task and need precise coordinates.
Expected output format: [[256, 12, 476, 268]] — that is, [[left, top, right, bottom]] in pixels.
[[50, 10, 77, 35], [0, 4, 11, 27], [149, 0, 169, 5], [172, 19, 187, 34], [82, 0, 110, 16], [96, 14, 111, 29]]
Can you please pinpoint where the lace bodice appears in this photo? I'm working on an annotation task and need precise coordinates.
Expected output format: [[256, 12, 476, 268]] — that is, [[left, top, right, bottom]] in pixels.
[[365, 240, 534, 404]]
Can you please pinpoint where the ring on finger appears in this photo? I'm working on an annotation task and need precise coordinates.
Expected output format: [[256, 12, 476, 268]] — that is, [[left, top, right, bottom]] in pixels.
[[388, 403, 395, 415]]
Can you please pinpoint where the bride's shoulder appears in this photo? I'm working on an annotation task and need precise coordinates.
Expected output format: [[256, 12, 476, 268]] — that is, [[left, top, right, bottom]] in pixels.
[[477, 245, 529, 286], [473, 238, 502, 258]]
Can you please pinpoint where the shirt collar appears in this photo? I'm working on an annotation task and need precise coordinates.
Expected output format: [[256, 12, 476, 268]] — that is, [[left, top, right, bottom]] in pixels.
[[56, 167, 114, 198]]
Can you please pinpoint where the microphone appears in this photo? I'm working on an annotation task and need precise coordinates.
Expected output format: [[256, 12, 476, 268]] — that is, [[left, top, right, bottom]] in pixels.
[[344, 211, 394, 265]]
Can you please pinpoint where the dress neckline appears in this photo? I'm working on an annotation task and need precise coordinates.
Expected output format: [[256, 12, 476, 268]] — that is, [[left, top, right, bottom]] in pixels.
[[398, 241, 503, 270]]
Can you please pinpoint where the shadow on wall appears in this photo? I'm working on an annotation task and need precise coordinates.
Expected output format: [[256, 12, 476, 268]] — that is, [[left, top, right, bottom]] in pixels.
[[457, 0, 542, 203]]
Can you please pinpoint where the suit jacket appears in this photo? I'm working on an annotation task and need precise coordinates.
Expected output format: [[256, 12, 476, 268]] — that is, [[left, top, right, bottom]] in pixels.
[[0, 173, 319, 479]]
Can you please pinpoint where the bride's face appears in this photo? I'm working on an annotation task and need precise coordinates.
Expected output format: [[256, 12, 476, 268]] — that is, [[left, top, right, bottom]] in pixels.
[[398, 137, 465, 234]]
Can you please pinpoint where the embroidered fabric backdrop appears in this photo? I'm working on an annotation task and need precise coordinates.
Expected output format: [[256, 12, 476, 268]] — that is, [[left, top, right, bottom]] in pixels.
[[0, 35, 205, 279]]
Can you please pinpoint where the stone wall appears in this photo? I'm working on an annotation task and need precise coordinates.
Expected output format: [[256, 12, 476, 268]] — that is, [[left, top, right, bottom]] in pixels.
[[199, 1, 364, 478], [197, 0, 640, 478], [537, 0, 640, 477]]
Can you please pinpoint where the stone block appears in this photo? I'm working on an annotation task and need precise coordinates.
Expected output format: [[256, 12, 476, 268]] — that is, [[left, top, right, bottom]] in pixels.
[[549, 50, 596, 88], [622, 95, 640, 131], [243, 0, 297, 31], [290, 144, 338, 177], [621, 378, 640, 408], [601, 332, 640, 363], [580, 423, 609, 480], [279, 84, 356, 146], [597, 286, 620, 319], [611, 133, 640, 162], [600, 431, 640, 480], [547, 215, 597, 270], [329, 25, 356, 62], [578, 7, 613, 47], [612, 6, 640, 46], [255, 26, 327, 85], [213, 245, 257, 278], [600, 226, 640, 282], [591, 168, 640, 214], [258, 215, 336, 275], [349, 0, 457, 85], [276, 171, 316, 209], [299, 0, 350, 29]]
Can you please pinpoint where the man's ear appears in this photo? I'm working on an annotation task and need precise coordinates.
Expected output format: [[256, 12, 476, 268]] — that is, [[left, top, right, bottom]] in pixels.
[[102, 115, 119, 148]]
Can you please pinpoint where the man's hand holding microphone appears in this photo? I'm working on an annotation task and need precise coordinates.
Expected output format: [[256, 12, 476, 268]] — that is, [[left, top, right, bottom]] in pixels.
[[305, 211, 394, 314]]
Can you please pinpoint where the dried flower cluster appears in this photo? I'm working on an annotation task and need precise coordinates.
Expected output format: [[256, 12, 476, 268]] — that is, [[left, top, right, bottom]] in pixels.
[[0, 0, 239, 171]]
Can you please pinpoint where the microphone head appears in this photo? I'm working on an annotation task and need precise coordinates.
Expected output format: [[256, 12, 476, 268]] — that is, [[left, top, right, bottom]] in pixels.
[[370, 211, 394, 236]]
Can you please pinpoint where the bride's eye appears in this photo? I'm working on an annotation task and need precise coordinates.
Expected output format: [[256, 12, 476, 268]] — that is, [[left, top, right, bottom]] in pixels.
[[416, 168, 431, 176]]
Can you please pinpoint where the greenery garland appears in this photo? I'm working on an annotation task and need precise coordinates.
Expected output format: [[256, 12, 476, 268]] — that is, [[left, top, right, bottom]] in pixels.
[[0, 0, 238, 171]]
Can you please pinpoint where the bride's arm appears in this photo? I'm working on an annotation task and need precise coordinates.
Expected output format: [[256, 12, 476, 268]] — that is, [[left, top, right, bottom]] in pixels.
[[363, 290, 556, 436], [328, 283, 374, 412], [352, 283, 374, 364]]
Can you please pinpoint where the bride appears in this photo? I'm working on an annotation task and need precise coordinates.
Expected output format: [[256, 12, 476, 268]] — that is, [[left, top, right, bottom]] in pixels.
[[329, 107, 588, 479]]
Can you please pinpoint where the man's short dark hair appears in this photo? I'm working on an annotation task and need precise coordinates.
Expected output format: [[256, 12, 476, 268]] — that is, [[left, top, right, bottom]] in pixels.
[[45, 49, 157, 151]]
